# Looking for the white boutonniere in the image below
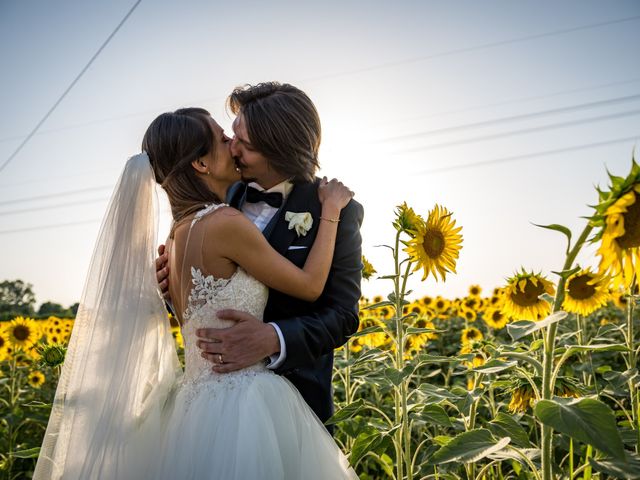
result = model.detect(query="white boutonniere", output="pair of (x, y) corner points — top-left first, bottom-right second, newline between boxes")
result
(285, 211), (313, 237)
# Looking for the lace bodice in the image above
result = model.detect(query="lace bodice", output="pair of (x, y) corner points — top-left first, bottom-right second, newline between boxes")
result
(178, 204), (270, 389)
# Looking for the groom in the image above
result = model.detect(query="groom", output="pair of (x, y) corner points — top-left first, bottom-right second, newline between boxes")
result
(156, 82), (364, 425)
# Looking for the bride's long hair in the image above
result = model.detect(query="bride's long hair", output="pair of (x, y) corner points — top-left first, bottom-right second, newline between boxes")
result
(143, 107), (222, 233)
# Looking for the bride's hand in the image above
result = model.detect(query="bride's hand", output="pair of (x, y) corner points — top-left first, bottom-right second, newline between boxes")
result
(318, 177), (354, 213)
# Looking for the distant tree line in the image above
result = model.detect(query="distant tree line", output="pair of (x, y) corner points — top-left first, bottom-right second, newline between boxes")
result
(0, 279), (78, 321)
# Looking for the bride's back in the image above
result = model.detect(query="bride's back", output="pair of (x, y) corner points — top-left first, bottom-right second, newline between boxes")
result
(167, 204), (239, 326)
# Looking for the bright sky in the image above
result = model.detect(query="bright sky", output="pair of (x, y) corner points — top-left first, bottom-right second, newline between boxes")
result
(1, 0), (639, 308)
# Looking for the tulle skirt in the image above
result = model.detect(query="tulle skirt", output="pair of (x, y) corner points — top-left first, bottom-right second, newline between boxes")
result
(147, 368), (358, 480)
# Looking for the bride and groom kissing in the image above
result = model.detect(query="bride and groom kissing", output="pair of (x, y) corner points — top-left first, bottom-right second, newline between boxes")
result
(34, 82), (364, 479)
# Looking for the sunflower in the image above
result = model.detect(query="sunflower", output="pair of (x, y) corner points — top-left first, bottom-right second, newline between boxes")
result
(461, 326), (483, 345)
(611, 290), (629, 310)
(171, 327), (184, 349)
(420, 295), (433, 308)
(488, 293), (504, 308)
(483, 307), (509, 329)
(361, 255), (377, 280)
(463, 296), (479, 310)
(562, 268), (611, 316)
(28, 370), (46, 388)
(468, 285), (482, 297)
(461, 307), (477, 323)
(354, 316), (390, 350)
(411, 317), (438, 342)
(377, 306), (393, 320)
(508, 385), (536, 413)
(433, 297), (450, 315)
(349, 336), (364, 353)
(0, 330), (10, 362)
(408, 303), (426, 316)
(39, 344), (66, 367)
(394, 202), (423, 235)
(591, 159), (640, 281)
(5, 317), (40, 349)
(405, 205), (463, 282)
(502, 270), (555, 321)
(460, 344), (486, 368)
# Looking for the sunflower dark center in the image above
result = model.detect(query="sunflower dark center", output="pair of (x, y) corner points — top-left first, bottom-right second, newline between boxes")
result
(492, 311), (503, 321)
(511, 279), (544, 307)
(422, 230), (445, 258)
(0, 336), (4, 348)
(13, 325), (30, 341)
(416, 319), (426, 328)
(616, 192), (640, 248)
(467, 330), (479, 339)
(567, 274), (596, 300)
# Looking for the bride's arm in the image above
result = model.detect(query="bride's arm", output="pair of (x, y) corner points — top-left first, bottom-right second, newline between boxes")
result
(210, 180), (353, 302)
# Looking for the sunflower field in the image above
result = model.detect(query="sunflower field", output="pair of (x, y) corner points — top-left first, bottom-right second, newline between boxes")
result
(2, 157), (640, 479)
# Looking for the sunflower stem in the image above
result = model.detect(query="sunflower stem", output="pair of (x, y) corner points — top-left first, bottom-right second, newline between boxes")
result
(392, 229), (405, 480)
(541, 223), (593, 480)
(626, 283), (639, 454)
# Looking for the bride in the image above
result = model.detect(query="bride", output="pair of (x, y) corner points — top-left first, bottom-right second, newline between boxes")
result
(34, 108), (358, 479)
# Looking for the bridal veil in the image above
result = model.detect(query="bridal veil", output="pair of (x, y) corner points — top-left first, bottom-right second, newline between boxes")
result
(33, 153), (181, 479)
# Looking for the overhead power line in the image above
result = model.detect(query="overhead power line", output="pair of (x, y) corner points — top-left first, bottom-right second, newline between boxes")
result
(412, 135), (639, 176)
(300, 15), (640, 84)
(394, 109), (640, 153)
(381, 93), (640, 142)
(0, 95), (640, 208)
(0, 197), (109, 216)
(0, 218), (103, 235)
(0, 0), (143, 175)
(0, 186), (113, 207)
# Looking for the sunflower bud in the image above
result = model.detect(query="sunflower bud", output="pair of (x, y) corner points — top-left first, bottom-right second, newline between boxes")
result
(361, 255), (377, 280)
(39, 344), (66, 367)
(393, 202), (423, 235)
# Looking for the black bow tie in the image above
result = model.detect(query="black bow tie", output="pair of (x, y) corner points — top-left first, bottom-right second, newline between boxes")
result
(245, 186), (283, 208)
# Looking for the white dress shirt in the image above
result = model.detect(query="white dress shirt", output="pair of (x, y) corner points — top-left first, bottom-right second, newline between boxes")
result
(242, 180), (294, 369)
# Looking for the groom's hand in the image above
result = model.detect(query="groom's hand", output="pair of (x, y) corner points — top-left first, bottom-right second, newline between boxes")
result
(155, 245), (170, 300)
(196, 309), (280, 373)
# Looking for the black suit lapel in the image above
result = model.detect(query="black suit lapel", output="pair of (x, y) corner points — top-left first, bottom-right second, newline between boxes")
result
(266, 181), (320, 256)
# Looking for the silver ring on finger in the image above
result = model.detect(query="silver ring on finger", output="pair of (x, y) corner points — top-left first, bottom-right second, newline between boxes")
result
(217, 353), (224, 364)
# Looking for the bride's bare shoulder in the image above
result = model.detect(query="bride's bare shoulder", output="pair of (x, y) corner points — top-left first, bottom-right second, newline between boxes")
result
(199, 205), (255, 236)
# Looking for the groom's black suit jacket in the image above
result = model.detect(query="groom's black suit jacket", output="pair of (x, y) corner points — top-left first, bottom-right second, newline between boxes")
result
(229, 178), (364, 424)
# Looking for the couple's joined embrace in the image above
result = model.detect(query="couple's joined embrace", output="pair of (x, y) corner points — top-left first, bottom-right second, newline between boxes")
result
(34, 83), (363, 479)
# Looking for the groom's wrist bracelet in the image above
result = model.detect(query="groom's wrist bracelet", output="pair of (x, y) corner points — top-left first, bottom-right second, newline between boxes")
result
(320, 216), (340, 223)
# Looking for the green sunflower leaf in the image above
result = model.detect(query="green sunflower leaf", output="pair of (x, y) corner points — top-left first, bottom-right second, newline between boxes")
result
(488, 412), (531, 448)
(421, 404), (453, 428)
(531, 223), (572, 255)
(362, 301), (394, 310)
(10, 447), (40, 459)
(534, 397), (626, 460)
(349, 428), (385, 466)
(506, 311), (568, 341)
(471, 359), (518, 374)
(350, 325), (385, 336)
(427, 428), (511, 465)
(589, 452), (640, 479)
(325, 399), (366, 425)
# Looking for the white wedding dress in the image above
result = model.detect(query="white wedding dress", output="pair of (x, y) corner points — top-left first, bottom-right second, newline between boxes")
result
(34, 156), (357, 480)
(149, 204), (358, 480)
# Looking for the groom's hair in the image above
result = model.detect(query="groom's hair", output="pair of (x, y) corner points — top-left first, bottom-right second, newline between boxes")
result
(227, 82), (320, 183)
(143, 107), (222, 230)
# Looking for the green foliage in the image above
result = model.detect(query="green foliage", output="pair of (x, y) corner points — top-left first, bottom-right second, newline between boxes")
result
(0, 279), (36, 316)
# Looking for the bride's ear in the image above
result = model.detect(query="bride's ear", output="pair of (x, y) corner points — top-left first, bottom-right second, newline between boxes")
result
(191, 159), (210, 175)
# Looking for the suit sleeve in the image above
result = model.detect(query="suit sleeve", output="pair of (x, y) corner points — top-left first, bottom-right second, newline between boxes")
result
(272, 199), (364, 372)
